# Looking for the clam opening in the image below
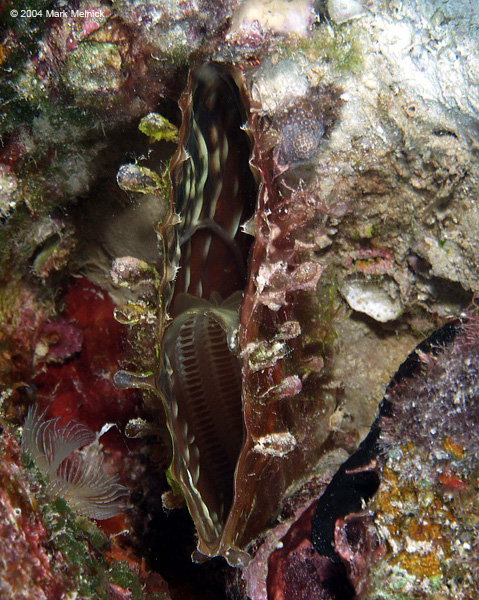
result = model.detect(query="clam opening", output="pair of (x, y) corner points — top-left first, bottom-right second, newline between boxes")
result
(163, 63), (258, 560)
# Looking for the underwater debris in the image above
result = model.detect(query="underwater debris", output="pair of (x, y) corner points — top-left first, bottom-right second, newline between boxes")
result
(22, 406), (128, 520)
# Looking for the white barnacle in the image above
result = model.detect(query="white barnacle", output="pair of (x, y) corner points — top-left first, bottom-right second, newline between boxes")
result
(22, 406), (128, 520)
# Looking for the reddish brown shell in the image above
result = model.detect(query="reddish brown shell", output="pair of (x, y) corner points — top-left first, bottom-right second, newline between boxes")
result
(216, 112), (332, 565)
(154, 63), (343, 566)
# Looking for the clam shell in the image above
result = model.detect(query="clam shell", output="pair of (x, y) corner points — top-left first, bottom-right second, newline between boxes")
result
(117, 62), (344, 567)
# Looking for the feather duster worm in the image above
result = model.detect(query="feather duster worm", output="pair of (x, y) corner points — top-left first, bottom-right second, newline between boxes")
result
(22, 406), (128, 519)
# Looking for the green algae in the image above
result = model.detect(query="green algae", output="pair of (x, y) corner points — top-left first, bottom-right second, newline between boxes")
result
(62, 42), (123, 101)
(295, 22), (364, 73)
(40, 494), (146, 599)
(139, 113), (178, 144)
(108, 562), (144, 600)
(0, 0), (56, 133)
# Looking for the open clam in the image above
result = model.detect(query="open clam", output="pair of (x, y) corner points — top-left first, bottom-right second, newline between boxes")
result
(115, 62), (344, 567)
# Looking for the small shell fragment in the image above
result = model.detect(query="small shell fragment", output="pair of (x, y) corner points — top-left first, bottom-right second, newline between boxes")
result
(340, 278), (402, 322)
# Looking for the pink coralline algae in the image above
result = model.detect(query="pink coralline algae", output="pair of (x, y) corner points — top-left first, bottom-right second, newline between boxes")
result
(267, 502), (355, 600)
(0, 281), (82, 395)
(33, 320), (83, 364)
(0, 427), (67, 599)
(344, 248), (395, 276)
(241, 317), (479, 600)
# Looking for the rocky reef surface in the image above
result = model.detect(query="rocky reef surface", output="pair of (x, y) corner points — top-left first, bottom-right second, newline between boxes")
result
(1, 0), (479, 598)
